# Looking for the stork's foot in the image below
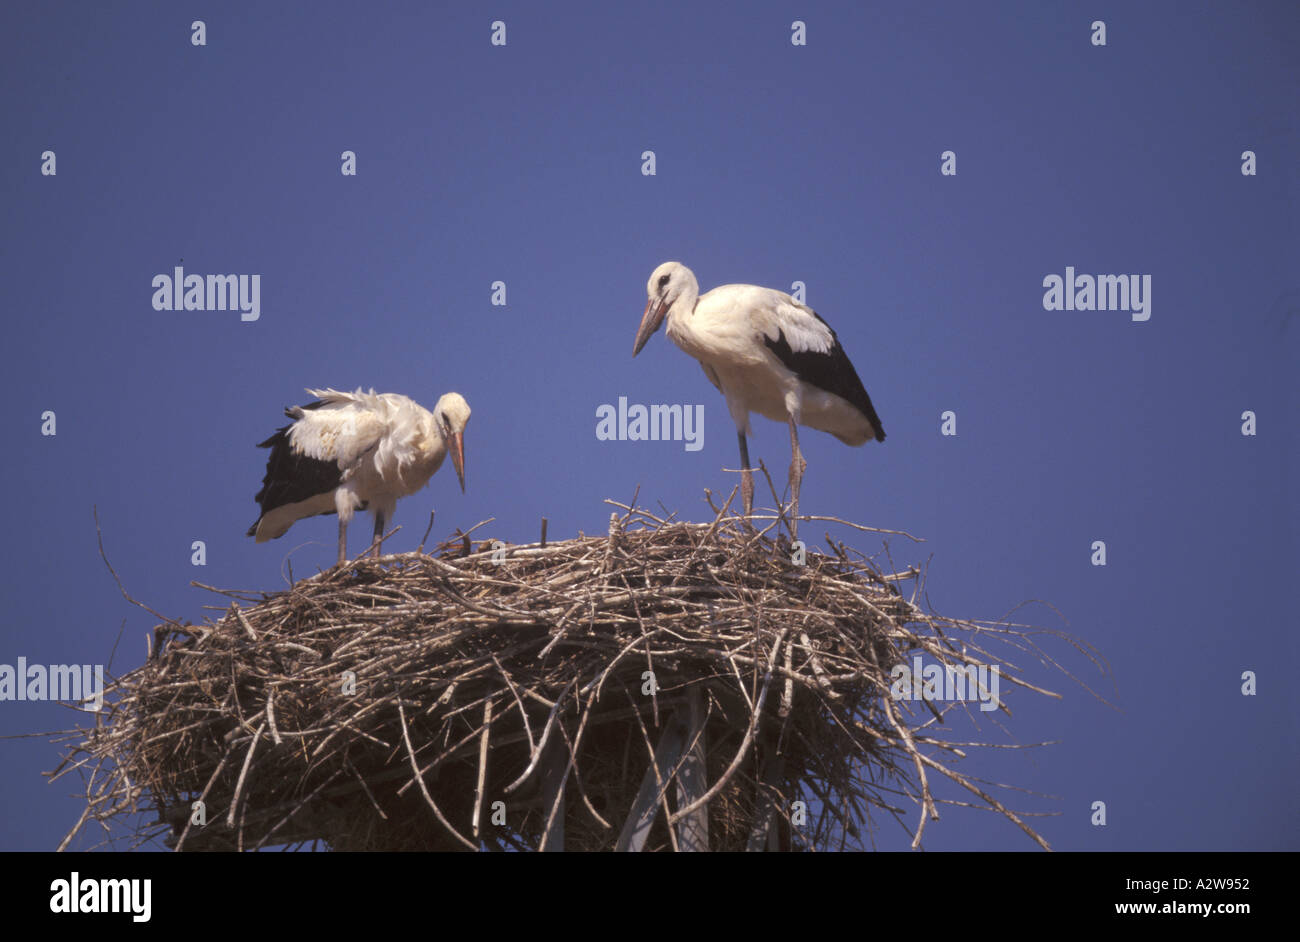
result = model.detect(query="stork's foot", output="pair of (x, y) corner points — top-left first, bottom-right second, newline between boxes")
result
(741, 468), (755, 524)
(736, 431), (756, 530)
(787, 457), (806, 539)
(787, 417), (807, 541)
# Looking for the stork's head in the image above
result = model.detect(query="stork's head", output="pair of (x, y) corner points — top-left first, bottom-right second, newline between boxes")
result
(634, 261), (697, 356)
(433, 392), (471, 492)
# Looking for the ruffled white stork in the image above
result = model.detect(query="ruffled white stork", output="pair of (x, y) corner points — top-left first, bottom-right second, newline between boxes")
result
(247, 388), (470, 566)
(633, 262), (884, 535)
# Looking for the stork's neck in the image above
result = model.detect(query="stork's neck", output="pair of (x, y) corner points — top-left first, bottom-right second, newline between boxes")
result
(665, 280), (700, 334)
(416, 415), (445, 464)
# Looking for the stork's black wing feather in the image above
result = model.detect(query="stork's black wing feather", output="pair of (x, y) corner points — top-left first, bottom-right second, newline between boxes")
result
(762, 311), (885, 441)
(246, 399), (343, 536)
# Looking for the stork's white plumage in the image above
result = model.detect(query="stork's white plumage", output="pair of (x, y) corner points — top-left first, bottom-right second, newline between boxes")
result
(247, 388), (470, 566)
(633, 262), (884, 535)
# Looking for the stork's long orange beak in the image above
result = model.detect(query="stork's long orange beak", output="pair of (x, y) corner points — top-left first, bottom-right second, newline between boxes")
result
(450, 430), (465, 492)
(633, 296), (667, 356)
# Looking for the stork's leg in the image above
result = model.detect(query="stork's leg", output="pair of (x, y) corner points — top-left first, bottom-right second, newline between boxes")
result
(737, 431), (754, 519)
(787, 416), (806, 540)
(372, 510), (386, 559)
(337, 519), (348, 568)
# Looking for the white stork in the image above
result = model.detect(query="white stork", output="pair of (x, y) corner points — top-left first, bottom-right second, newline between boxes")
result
(633, 262), (884, 535)
(247, 388), (470, 566)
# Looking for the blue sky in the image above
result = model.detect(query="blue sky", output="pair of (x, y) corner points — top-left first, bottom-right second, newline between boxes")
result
(2, 1), (1296, 851)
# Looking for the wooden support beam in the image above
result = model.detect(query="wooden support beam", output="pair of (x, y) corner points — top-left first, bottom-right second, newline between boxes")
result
(675, 686), (709, 851)
(616, 716), (687, 852)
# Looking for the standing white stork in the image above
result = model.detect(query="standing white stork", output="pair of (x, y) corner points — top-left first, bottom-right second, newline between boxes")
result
(247, 388), (470, 566)
(633, 262), (884, 536)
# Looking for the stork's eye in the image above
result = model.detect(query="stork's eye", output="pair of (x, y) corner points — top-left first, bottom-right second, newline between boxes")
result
(658, 274), (670, 289)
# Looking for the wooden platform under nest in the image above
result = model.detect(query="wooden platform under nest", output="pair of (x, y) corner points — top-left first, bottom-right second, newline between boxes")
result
(52, 498), (1087, 851)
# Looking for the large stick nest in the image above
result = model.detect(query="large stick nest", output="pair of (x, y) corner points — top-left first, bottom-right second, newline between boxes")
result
(52, 499), (1089, 851)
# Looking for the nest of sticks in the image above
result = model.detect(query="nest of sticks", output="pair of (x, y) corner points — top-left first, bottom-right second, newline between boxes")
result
(53, 495), (1090, 852)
